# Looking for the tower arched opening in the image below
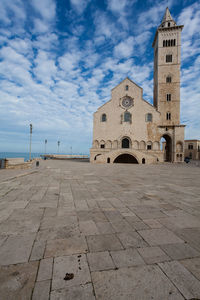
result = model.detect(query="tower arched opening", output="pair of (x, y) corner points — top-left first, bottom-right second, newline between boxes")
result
(160, 135), (172, 162)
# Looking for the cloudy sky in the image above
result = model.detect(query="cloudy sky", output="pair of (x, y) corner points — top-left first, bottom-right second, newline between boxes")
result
(0, 0), (199, 154)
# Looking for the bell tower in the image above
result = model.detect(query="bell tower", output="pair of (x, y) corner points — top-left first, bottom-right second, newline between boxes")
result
(152, 7), (183, 125)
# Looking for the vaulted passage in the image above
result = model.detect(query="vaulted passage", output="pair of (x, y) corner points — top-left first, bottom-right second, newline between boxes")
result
(113, 154), (138, 164)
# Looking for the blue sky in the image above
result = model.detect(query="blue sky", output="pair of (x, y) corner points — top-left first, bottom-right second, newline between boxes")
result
(0, 0), (199, 154)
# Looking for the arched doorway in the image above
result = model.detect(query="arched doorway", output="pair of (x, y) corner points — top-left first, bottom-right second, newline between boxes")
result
(122, 138), (130, 148)
(160, 135), (172, 162)
(113, 154), (138, 164)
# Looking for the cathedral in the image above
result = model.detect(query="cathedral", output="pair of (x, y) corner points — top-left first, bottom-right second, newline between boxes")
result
(90, 8), (185, 164)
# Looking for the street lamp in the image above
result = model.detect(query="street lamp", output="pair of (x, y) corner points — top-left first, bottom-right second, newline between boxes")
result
(29, 124), (32, 161)
(45, 139), (47, 155)
(57, 141), (60, 154)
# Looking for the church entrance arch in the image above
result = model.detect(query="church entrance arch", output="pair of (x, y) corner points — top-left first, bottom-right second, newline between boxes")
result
(160, 134), (172, 162)
(113, 154), (138, 164)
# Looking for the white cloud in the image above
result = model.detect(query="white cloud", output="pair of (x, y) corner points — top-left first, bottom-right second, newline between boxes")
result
(31, 0), (56, 21)
(70, 0), (91, 14)
(114, 37), (134, 58)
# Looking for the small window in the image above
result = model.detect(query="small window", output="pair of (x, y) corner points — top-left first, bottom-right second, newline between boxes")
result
(168, 22), (170, 27)
(100, 144), (105, 149)
(166, 112), (171, 120)
(107, 157), (110, 163)
(170, 39), (173, 46)
(166, 76), (171, 83)
(147, 145), (152, 150)
(124, 112), (131, 122)
(174, 39), (176, 46)
(125, 85), (129, 91)
(188, 144), (193, 150)
(166, 55), (172, 63)
(163, 40), (166, 47)
(146, 113), (152, 122)
(101, 113), (107, 122)
(167, 94), (171, 101)
(142, 158), (145, 164)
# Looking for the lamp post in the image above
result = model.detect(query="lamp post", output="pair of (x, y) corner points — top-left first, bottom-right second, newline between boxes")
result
(70, 146), (72, 155)
(45, 139), (47, 155)
(29, 124), (32, 161)
(57, 141), (60, 154)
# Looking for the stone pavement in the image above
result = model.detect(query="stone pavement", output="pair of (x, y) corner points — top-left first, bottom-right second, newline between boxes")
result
(0, 160), (200, 299)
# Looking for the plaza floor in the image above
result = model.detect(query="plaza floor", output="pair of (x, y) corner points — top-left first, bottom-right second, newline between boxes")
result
(0, 159), (200, 299)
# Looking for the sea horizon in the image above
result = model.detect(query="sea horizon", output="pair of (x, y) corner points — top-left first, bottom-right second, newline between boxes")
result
(0, 152), (90, 162)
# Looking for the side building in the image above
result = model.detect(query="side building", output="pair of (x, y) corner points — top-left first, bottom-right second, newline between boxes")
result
(185, 140), (200, 160)
(90, 8), (185, 164)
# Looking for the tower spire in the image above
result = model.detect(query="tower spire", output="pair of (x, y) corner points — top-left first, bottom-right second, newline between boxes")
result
(159, 7), (176, 28)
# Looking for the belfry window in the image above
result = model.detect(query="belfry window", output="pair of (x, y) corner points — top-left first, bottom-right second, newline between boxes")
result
(101, 113), (107, 122)
(146, 113), (152, 122)
(166, 112), (171, 120)
(166, 54), (172, 63)
(124, 112), (131, 123)
(166, 76), (171, 83)
(167, 94), (171, 101)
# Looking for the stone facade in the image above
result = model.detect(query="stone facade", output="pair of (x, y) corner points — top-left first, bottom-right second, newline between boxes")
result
(90, 8), (185, 164)
(184, 140), (200, 160)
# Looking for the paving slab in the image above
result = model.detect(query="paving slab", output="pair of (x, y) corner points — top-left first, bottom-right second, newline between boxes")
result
(45, 236), (88, 257)
(52, 254), (91, 290)
(110, 248), (145, 268)
(180, 257), (200, 280)
(138, 246), (171, 264)
(37, 257), (53, 281)
(50, 283), (95, 300)
(0, 233), (36, 265)
(0, 261), (38, 300)
(161, 243), (200, 260)
(79, 220), (99, 235)
(159, 261), (200, 299)
(32, 280), (51, 300)
(117, 231), (148, 248)
(138, 228), (184, 246)
(86, 234), (123, 252)
(92, 265), (184, 300)
(87, 251), (115, 271)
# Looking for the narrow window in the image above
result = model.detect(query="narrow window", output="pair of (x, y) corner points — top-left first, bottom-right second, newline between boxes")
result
(101, 113), (107, 122)
(168, 40), (170, 47)
(166, 76), (171, 83)
(122, 138), (130, 148)
(188, 144), (193, 150)
(174, 39), (176, 46)
(163, 40), (165, 47)
(124, 112), (131, 122)
(167, 94), (171, 101)
(170, 39), (173, 46)
(166, 55), (172, 63)
(100, 144), (105, 149)
(168, 22), (170, 27)
(146, 113), (152, 122)
(142, 158), (145, 164)
(125, 85), (129, 91)
(166, 112), (171, 120)
(107, 157), (110, 163)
